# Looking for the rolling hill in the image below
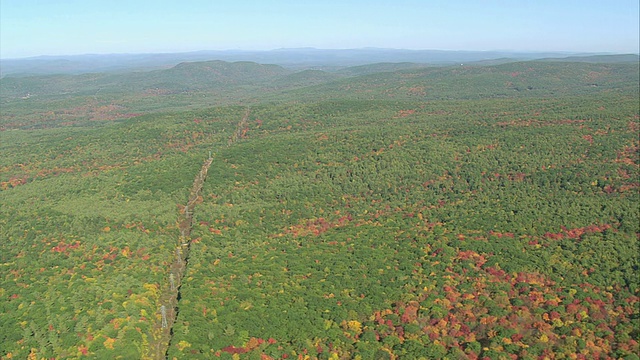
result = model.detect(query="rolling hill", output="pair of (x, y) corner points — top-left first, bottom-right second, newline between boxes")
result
(2, 57), (638, 131)
(0, 55), (638, 359)
(0, 48), (611, 77)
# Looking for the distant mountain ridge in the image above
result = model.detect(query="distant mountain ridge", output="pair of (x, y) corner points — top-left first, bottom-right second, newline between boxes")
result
(2, 48), (635, 77)
(156, 60), (290, 88)
(2, 58), (638, 131)
(2, 58), (638, 103)
(539, 54), (640, 63)
(0, 60), (295, 100)
(281, 61), (640, 103)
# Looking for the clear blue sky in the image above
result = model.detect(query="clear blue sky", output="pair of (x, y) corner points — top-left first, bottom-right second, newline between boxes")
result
(1, 0), (638, 59)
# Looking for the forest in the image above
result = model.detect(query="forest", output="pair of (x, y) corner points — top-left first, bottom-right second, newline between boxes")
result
(0, 56), (638, 359)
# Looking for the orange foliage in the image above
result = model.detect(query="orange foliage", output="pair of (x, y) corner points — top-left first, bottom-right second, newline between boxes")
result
(394, 109), (417, 118)
(543, 224), (612, 240)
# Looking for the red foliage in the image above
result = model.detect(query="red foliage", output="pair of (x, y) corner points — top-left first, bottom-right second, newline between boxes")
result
(485, 266), (506, 278)
(400, 301), (420, 323)
(0, 175), (29, 190)
(466, 350), (479, 360)
(488, 230), (515, 238)
(543, 224), (611, 241)
(359, 244), (637, 359)
(221, 345), (248, 354)
(51, 240), (81, 254)
(395, 109), (416, 118)
(280, 215), (353, 238)
(78, 345), (88, 355)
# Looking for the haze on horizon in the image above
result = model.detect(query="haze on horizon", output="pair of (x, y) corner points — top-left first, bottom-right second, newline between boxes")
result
(1, 0), (639, 59)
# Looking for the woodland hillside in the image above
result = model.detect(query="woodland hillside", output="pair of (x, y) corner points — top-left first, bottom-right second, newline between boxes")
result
(0, 56), (638, 359)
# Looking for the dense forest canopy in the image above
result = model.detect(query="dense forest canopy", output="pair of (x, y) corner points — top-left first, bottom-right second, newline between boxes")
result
(0, 56), (638, 359)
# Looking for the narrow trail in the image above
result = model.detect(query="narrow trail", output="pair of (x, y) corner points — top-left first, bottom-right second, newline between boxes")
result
(148, 108), (250, 359)
(228, 107), (251, 146)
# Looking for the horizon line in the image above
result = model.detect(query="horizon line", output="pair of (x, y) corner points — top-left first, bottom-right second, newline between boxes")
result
(2, 47), (639, 61)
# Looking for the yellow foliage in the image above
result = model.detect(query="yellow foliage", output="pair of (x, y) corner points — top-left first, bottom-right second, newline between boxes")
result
(539, 333), (549, 343)
(27, 349), (37, 360)
(112, 317), (123, 329)
(143, 283), (159, 298)
(347, 320), (362, 334)
(177, 340), (191, 351)
(103, 337), (116, 349)
(133, 294), (151, 307)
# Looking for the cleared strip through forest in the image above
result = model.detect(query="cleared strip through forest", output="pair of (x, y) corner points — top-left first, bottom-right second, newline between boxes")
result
(150, 108), (250, 359)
